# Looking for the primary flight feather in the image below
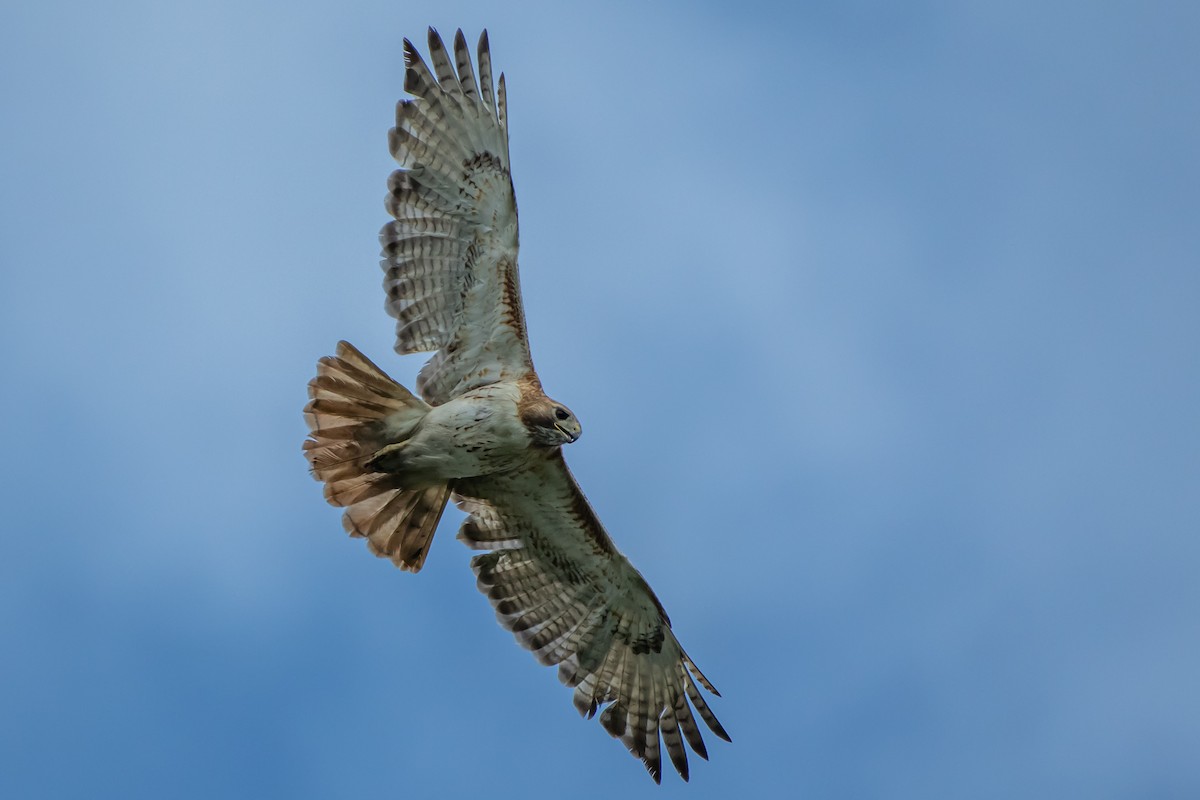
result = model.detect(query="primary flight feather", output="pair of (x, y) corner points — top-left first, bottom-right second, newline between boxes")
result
(303, 28), (728, 783)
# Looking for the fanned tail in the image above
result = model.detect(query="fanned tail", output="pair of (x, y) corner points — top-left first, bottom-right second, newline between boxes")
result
(303, 340), (450, 572)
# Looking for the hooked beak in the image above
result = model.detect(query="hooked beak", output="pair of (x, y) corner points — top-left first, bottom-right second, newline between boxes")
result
(555, 423), (581, 443)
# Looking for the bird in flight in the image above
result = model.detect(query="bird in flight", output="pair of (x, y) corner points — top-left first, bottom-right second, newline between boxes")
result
(303, 28), (728, 783)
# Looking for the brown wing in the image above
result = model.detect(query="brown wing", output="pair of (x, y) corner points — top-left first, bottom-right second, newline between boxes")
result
(454, 453), (730, 783)
(382, 29), (536, 405)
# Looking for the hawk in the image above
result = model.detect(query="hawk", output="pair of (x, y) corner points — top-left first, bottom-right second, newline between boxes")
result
(303, 28), (728, 783)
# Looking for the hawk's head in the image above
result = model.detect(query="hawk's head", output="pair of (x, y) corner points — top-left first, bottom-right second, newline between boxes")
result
(522, 396), (582, 447)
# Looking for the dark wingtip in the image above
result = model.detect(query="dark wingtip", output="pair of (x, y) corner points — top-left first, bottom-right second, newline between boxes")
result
(427, 26), (444, 52)
(639, 751), (662, 785)
(402, 38), (418, 67)
(666, 739), (691, 782)
(600, 705), (624, 737)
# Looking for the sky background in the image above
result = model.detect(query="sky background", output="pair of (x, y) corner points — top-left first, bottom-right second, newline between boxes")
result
(2, 1), (1198, 797)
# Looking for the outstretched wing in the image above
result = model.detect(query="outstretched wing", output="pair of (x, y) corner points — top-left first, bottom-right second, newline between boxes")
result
(382, 28), (535, 406)
(455, 454), (730, 783)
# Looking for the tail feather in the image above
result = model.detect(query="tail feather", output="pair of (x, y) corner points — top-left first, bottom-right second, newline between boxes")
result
(303, 340), (450, 572)
(347, 484), (451, 572)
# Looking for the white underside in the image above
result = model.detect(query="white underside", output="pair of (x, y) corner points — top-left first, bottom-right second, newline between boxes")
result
(385, 381), (532, 481)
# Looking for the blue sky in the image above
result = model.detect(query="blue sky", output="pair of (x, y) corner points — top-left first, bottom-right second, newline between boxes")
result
(2, 1), (1198, 797)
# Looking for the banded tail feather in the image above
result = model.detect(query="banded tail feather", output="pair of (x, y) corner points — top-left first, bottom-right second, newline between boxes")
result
(304, 340), (450, 572)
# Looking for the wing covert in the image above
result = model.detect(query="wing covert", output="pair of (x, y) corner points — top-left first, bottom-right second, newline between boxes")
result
(382, 29), (535, 405)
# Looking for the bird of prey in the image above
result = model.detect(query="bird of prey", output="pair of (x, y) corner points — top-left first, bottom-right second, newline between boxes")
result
(303, 28), (728, 783)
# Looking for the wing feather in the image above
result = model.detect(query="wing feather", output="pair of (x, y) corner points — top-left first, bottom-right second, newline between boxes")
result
(476, 31), (496, 116)
(452, 30), (480, 100)
(383, 29), (532, 405)
(425, 27), (459, 92)
(660, 691), (689, 781)
(453, 454), (728, 783)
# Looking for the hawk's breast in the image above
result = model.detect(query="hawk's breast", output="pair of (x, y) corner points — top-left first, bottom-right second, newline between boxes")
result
(405, 381), (533, 479)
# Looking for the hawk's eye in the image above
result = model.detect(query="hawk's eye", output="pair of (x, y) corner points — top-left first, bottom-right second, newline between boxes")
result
(554, 407), (569, 421)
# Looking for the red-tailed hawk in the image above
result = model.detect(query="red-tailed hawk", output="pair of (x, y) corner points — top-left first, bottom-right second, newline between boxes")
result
(303, 28), (728, 783)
